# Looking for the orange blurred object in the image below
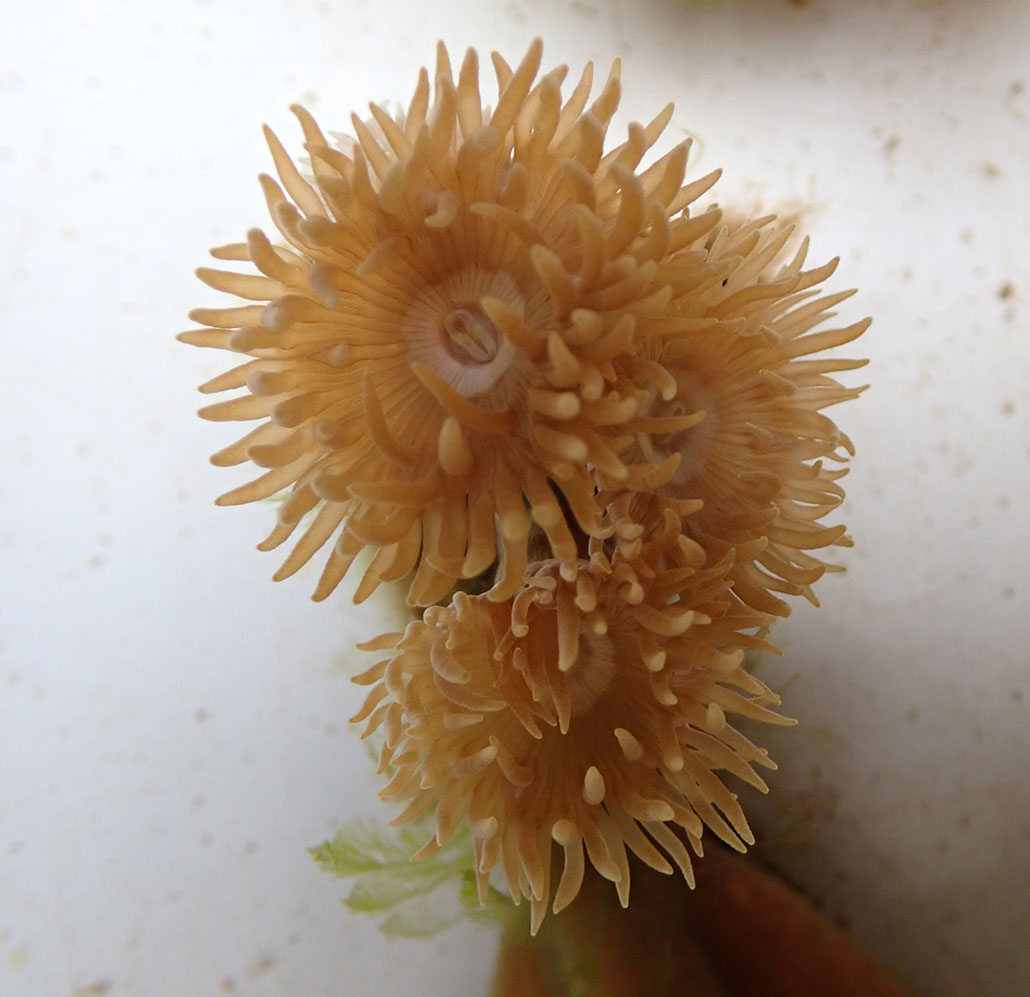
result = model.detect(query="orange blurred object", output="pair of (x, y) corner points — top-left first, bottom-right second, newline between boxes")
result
(491, 846), (915, 996)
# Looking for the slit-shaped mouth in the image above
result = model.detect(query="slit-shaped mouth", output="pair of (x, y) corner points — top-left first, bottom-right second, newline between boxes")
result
(407, 268), (526, 405)
(442, 305), (501, 364)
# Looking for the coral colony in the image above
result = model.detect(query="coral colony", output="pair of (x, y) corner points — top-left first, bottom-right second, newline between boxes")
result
(181, 40), (866, 934)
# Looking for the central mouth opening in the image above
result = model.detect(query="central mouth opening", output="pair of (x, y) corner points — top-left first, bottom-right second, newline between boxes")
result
(635, 372), (717, 490)
(441, 306), (501, 366)
(405, 268), (528, 404)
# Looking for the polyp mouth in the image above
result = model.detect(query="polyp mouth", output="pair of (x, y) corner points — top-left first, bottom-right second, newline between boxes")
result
(441, 305), (502, 366)
(408, 268), (525, 403)
(635, 371), (717, 492)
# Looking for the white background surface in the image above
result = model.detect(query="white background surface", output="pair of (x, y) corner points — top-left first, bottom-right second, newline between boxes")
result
(2, 0), (1028, 994)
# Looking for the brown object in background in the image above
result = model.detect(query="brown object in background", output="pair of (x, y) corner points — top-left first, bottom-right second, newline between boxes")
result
(492, 846), (915, 996)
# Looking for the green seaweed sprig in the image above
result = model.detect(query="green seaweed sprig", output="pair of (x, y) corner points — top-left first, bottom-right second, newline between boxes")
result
(311, 815), (512, 938)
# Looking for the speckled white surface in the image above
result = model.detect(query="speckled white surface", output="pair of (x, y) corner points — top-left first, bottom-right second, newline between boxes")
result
(2, 1), (1028, 994)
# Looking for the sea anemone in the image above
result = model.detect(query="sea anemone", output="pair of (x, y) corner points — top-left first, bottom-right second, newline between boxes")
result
(180, 38), (724, 606)
(608, 217), (870, 616)
(353, 528), (792, 932)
